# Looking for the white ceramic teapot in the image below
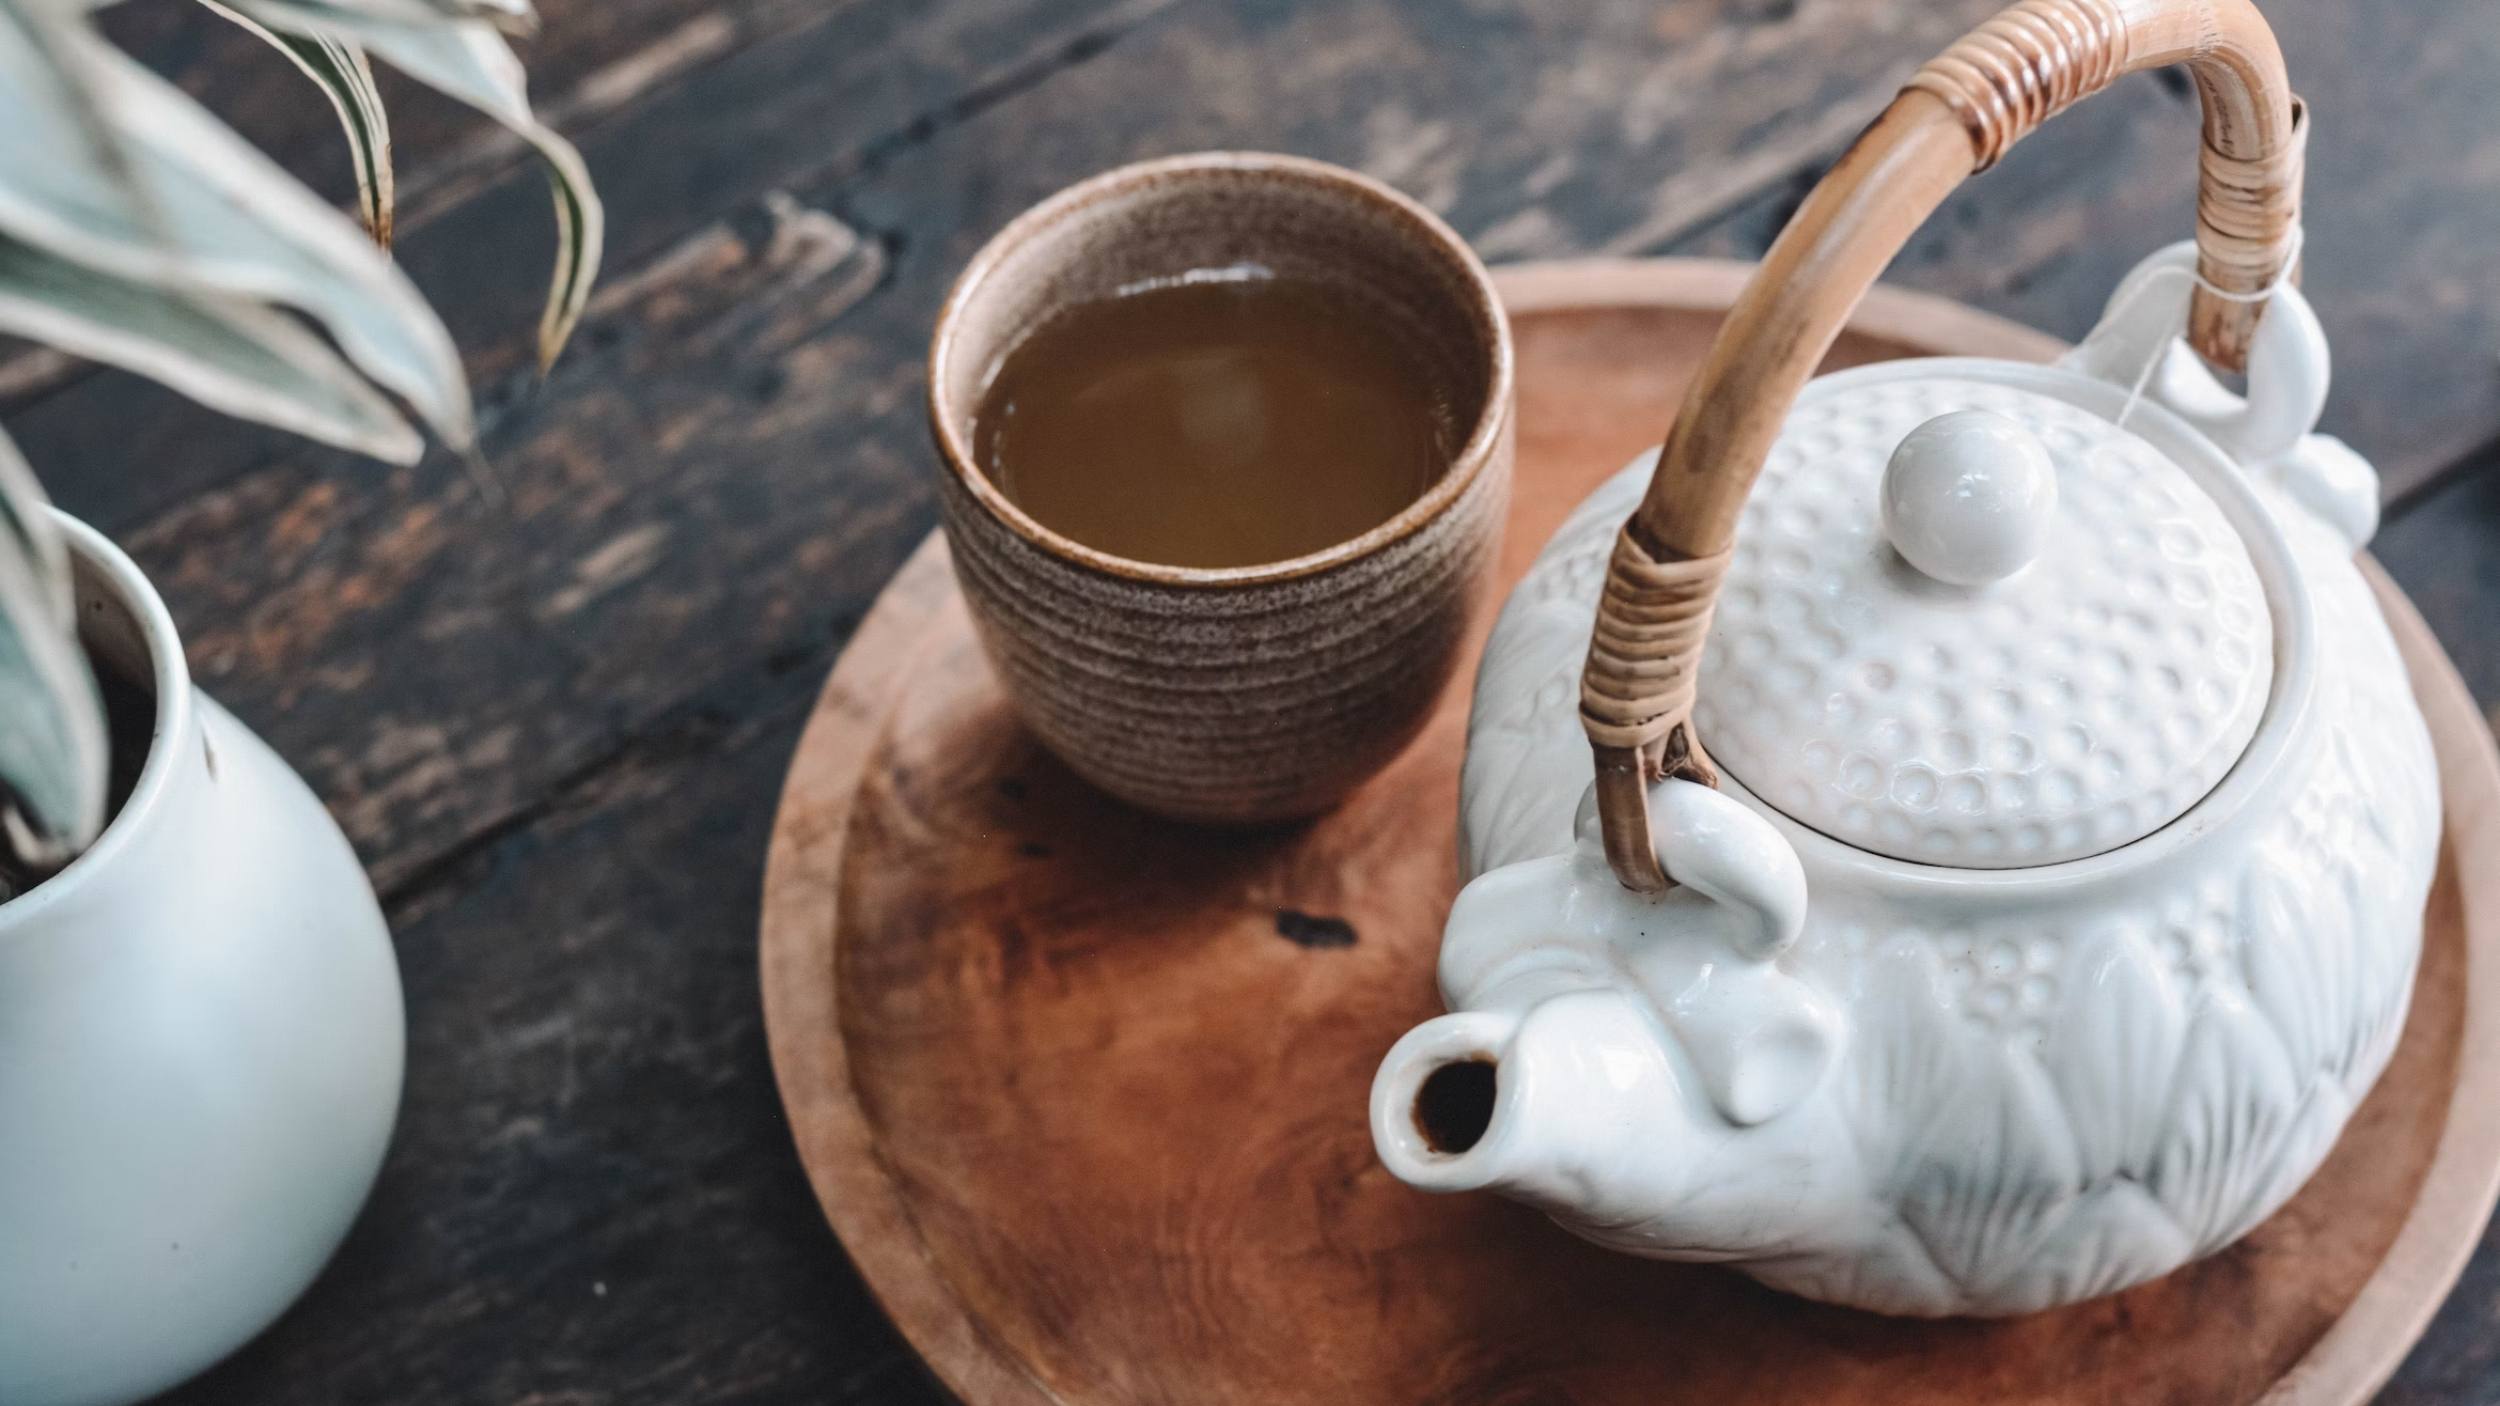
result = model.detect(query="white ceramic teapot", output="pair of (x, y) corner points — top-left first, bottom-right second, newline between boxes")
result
(1370, 0), (2440, 1317)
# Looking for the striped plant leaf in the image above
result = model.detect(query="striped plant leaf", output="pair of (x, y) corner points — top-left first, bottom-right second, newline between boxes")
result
(65, 0), (532, 17)
(203, 0), (395, 246)
(0, 0), (473, 448)
(0, 0), (601, 877)
(0, 423), (104, 882)
(263, 0), (537, 33)
(0, 230), (424, 461)
(232, 0), (602, 370)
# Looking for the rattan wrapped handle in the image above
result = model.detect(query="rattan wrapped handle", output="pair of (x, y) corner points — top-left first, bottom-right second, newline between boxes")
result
(1582, 0), (2305, 892)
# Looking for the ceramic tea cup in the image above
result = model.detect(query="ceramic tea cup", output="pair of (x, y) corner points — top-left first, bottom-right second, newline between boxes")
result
(929, 152), (1515, 823)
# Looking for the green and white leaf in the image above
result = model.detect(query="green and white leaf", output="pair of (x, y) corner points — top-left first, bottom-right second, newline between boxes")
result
(0, 0), (600, 878)
(243, 0), (538, 32)
(0, 424), (104, 875)
(202, 0), (395, 245)
(0, 231), (424, 460)
(0, 0), (468, 452)
(230, 0), (602, 369)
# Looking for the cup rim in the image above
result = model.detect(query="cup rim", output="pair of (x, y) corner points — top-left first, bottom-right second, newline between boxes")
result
(928, 150), (1515, 589)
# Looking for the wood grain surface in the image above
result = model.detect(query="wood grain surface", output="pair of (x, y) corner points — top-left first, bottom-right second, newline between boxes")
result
(759, 260), (2500, 1406)
(0, 2), (2478, 1401)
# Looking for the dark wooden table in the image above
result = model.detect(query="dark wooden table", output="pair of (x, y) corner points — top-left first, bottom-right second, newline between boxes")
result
(13, 1), (2491, 1401)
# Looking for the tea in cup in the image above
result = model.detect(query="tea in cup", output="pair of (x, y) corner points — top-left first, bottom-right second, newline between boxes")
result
(928, 152), (1515, 823)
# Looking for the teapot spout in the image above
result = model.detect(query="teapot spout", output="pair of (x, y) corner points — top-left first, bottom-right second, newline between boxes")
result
(1371, 989), (1700, 1228)
(1369, 1009), (1524, 1196)
(1373, 987), (1864, 1263)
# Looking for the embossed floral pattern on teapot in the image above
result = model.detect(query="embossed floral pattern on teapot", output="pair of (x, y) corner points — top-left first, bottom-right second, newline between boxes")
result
(1369, 0), (2441, 1317)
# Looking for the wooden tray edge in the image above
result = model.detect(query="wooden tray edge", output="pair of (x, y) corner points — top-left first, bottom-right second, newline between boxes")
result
(757, 537), (1059, 1406)
(757, 258), (2500, 1406)
(1490, 256), (2069, 363)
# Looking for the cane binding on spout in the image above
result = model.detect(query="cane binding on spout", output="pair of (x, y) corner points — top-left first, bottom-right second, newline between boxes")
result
(1580, 0), (2305, 892)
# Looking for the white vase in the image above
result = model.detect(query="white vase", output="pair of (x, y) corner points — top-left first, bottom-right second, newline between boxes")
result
(0, 515), (404, 1406)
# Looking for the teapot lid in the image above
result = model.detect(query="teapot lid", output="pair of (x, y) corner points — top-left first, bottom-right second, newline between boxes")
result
(1693, 373), (2272, 868)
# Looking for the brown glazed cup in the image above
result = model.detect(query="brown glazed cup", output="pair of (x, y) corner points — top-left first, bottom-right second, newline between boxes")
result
(929, 152), (1515, 824)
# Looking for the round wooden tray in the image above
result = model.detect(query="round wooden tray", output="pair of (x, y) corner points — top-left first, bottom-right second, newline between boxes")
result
(760, 258), (2500, 1405)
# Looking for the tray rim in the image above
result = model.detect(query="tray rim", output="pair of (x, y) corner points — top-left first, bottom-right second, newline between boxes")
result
(758, 256), (2500, 1406)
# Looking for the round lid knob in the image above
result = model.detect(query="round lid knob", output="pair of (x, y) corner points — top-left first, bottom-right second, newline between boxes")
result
(1881, 410), (2057, 586)
(1693, 375), (2272, 869)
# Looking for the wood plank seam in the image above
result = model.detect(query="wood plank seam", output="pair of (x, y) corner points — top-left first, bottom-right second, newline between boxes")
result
(379, 646), (830, 913)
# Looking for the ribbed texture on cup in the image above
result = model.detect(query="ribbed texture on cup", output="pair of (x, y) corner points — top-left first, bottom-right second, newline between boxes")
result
(936, 420), (1509, 822)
